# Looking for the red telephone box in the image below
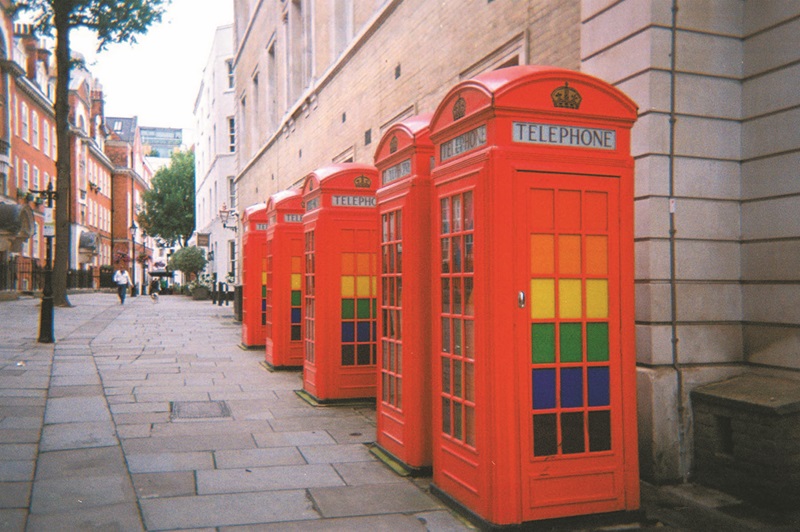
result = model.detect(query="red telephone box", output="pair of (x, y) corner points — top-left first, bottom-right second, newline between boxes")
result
(241, 203), (268, 348)
(264, 190), (305, 369)
(301, 163), (380, 402)
(373, 115), (434, 473)
(429, 66), (639, 525)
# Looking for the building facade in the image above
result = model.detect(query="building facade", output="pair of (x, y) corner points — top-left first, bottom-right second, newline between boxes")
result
(194, 24), (238, 285)
(140, 125), (182, 158)
(230, 0), (800, 487)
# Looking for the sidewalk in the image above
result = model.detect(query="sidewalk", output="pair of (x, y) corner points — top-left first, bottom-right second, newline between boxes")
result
(0, 293), (797, 531)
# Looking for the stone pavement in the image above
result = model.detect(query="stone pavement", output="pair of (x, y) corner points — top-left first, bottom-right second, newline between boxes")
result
(1, 292), (798, 531)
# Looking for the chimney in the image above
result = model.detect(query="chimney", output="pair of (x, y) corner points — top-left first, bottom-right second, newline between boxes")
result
(13, 24), (38, 80)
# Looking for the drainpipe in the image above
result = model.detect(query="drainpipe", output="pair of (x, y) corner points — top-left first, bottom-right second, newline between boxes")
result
(668, 0), (687, 482)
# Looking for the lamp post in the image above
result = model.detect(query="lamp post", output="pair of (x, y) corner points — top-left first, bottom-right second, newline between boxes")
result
(31, 182), (57, 343)
(129, 222), (137, 296)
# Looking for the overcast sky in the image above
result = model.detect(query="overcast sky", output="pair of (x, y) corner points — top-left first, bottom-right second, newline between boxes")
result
(71, 0), (233, 145)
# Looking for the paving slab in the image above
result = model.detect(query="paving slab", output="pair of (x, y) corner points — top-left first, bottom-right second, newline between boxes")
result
(29, 474), (136, 513)
(39, 421), (118, 451)
(310, 483), (443, 518)
(131, 471), (196, 499)
(252, 430), (336, 448)
(0, 508), (26, 532)
(44, 395), (111, 424)
(221, 513), (429, 531)
(0, 460), (34, 482)
(333, 461), (410, 486)
(126, 451), (214, 473)
(140, 490), (319, 530)
(26, 501), (143, 531)
(0, 481), (31, 508)
(196, 463), (344, 494)
(33, 447), (129, 480)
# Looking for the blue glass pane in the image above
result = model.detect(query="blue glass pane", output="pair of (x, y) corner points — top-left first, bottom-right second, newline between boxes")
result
(532, 369), (556, 410)
(588, 367), (610, 406)
(261, 300), (267, 311)
(371, 321), (377, 341)
(560, 368), (583, 408)
(291, 308), (301, 324)
(357, 322), (371, 342)
(341, 322), (354, 343)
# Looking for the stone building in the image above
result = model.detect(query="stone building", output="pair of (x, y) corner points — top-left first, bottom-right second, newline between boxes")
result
(193, 24), (238, 285)
(230, 0), (799, 489)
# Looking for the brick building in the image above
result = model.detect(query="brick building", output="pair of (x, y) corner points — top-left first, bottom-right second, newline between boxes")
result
(229, 0), (800, 497)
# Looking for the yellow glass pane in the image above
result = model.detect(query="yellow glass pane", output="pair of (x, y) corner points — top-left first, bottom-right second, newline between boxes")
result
(530, 234), (554, 275)
(341, 253), (355, 275)
(558, 279), (582, 319)
(357, 253), (370, 274)
(586, 236), (608, 275)
(291, 274), (302, 290)
(356, 275), (370, 297)
(371, 276), (378, 297)
(531, 279), (555, 319)
(341, 276), (355, 297)
(558, 235), (581, 274)
(291, 257), (302, 273)
(586, 279), (608, 318)
(262, 272), (267, 284)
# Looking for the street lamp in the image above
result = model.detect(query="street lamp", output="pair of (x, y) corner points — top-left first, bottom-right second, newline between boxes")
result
(218, 203), (239, 232)
(30, 182), (57, 343)
(129, 222), (137, 296)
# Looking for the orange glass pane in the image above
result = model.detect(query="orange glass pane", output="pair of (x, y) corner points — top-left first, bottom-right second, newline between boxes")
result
(357, 253), (370, 274)
(586, 236), (608, 275)
(530, 234), (554, 275)
(341, 253), (355, 275)
(558, 235), (581, 274)
(291, 257), (302, 273)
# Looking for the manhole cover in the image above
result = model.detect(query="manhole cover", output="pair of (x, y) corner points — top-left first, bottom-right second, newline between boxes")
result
(171, 400), (231, 420)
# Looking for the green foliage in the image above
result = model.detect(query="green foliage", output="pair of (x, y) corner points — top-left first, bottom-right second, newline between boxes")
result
(167, 246), (206, 277)
(138, 149), (196, 247)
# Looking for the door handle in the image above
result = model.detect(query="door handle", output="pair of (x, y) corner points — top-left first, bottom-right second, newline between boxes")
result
(518, 290), (526, 308)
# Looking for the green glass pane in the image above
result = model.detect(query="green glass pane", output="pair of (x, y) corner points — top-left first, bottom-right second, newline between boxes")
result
(291, 290), (301, 306)
(372, 299), (377, 317)
(357, 299), (370, 319)
(587, 323), (609, 361)
(531, 323), (555, 364)
(560, 323), (582, 362)
(341, 299), (354, 319)
(262, 286), (267, 297)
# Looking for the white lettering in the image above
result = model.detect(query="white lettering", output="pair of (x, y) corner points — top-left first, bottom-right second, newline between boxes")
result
(332, 195), (377, 208)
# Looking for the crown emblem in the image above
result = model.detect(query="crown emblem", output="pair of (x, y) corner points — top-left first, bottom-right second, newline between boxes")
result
(453, 96), (466, 120)
(354, 175), (372, 188)
(389, 135), (398, 153)
(551, 82), (582, 109)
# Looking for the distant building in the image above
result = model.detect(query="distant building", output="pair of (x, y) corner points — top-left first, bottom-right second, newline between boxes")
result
(193, 24), (236, 285)
(139, 126), (182, 158)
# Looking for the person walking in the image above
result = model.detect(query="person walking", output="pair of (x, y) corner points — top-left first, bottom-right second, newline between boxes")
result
(113, 267), (132, 305)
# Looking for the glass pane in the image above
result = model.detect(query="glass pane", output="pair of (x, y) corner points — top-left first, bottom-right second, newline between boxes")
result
(357, 299), (370, 319)
(558, 279), (582, 319)
(382, 372), (389, 402)
(396, 343), (402, 373)
(394, 309), (402, 340)
(586, 235), (608, 275)
(533, 414), (557, 456)
(560, 368), (583, 408)
(464, 278), (474, 316)
(562, 412), (585, 454)
(440, 198), (450, 234)
(586, 280), (608, 319)
(357, 344), (371, 365)
(589, 410), (611, 451)
(465, 361), (474, 402)
(342, 299), (354, 319)
(453, 278), (462, 314)
(453, 359), (462, 398)
(381, 214), (389, 242)
(532, 369), (556, 410)
(396, 277), (402, 307)
(396, 210), (402, 240)
(453, 403), (463, 440)
(442, 356), (450, 393)
(382, 340), (389, 369)
(396, 242), (402, 273)
(452, 195), (462, 233)
(558, 235), (581, 275)
(441, 318), (451, 353)
(531, 324), (555, 364)
(531, 279), (555, 319)
(442, 397), (451, 434)
(464, 234), (474, 273)
(341, 322), (354, 343)
(452, 236), (462, 273)
(341, 345), (355, 365)
(560, 323), (583, 363)
(464, 320), (475, 359)
(396, 377), (402, 409)
(588, 367), (610, 406)
(531, 234), (554, 275)
(463, 191), (473, 230)
(441, 279), (450, 314)
(586, 322), (609, 361)
(465, 405), (475, 446)
(441, 239), (450, 273)
(388, 211), (395, 241)
(453, 318), (462, 356)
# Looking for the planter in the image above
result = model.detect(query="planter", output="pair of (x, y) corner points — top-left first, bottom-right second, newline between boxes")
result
(191, 286), (210, 300)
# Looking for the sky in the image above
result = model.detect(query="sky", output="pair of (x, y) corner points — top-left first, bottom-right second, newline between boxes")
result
(70, 0), (233, 146)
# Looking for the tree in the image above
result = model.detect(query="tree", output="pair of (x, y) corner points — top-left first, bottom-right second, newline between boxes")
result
(137, 149), (195, 247)
(15, 0), (170, 306)
(167, 246), (206, 278)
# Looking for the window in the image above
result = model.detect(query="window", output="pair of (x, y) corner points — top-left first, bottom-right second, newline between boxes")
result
(226, 59), (234, 89)
(31, 112), (39, 149)
(42, 121), (50, 155)
(228, 176), (236, 209)
(51, 126), (57, 159)
(22, 161), (30, 190)
(228, 116), (236, 152)
(21, 102), (29, 142)
(228, 240), (237, 283)
(33, 167), (40, 190)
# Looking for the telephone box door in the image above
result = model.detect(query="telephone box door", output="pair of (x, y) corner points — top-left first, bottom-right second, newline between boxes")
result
(515, 171), (626, 520)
